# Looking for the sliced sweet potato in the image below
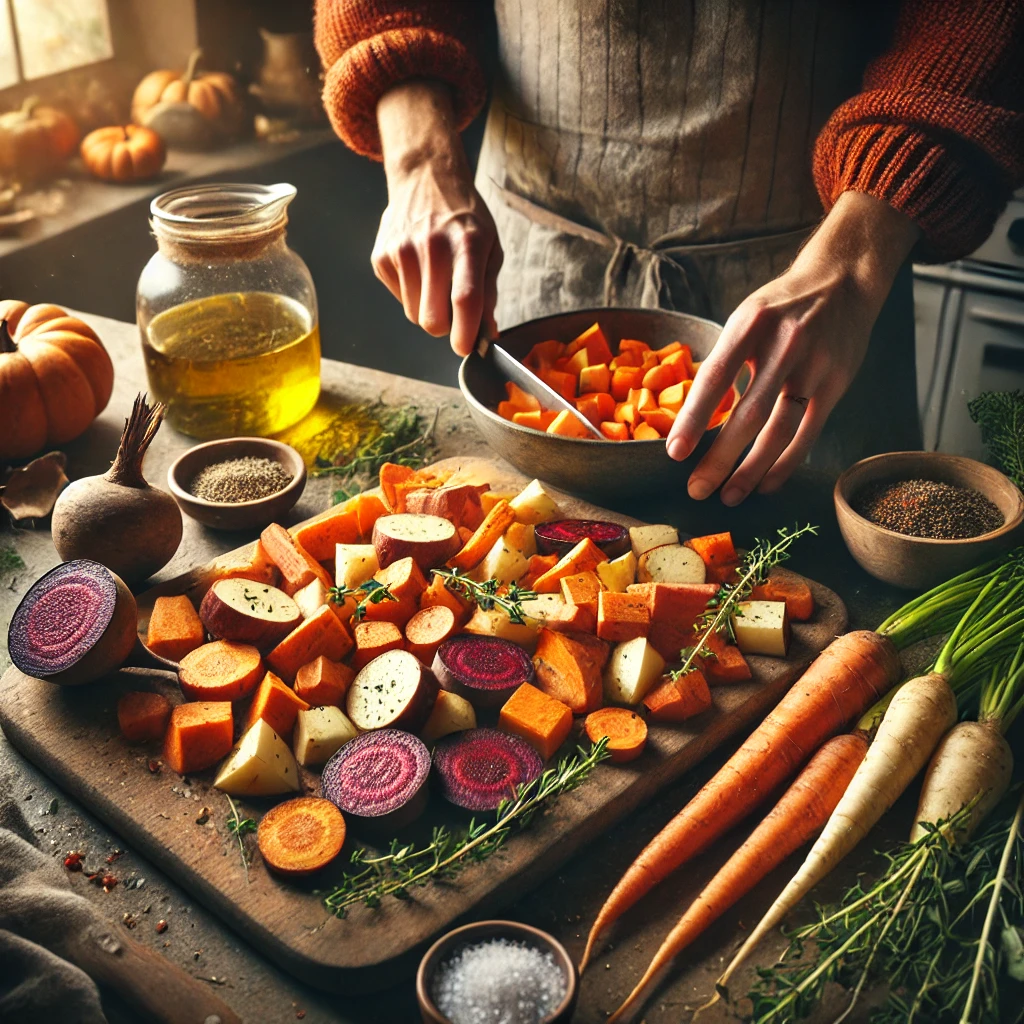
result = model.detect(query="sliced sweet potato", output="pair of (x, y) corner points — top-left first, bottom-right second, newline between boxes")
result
(292, 508), (360, 562)
(246, 671), (309, 738)
(267, 605), (354, 683)
(294, 656), (355, 707)
(520, 553), (559, 590)
(504, 381), (540, 412)
(498, 682), (572, 760)
(560, 572), (604, 618)
(546, 409), (592, 438)
(373, 556), (428, 603)
(642, 669), (712, 721)
(447, 499), (517, 572)
(146, 595), (205, 663)
(405, 483), (487, 530)
(163, 701), (233, 775)
(532, 628), (604, 714)
(117, 691), (172, 743)
(511, 410), (558, 431)
(583, 707), (647, 763)
(260, 523), (333, 595)
(378, 462), (417, 512)
(352, 620), (404, 669)
(179, 641), (265, 701)
(600, 421), (629, 441)
(531, 538), (609, 594)
(567, 323), (614, 366)
(404, 605), (458, 664)
(579, 363), (611, 395)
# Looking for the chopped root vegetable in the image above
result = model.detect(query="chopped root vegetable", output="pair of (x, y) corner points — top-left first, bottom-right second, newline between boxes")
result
(291, 506), (360, 562)
(178, 640), (265, 702)
(352, 620), (404, 669)
(750, 571), (815, 622)
(434, 633), (535, 709)
(432, 727), (545, 809)
(498, 683), (573, 760)
(584, 708), (648, 763)
(146, 595), (205, 662)
(642, 670), (712, 722)
(609, 732), (868, 1023)
(580, 629), (901, 971)
(597, 591), (651, 642)
(531, 537), (609, 593)
(532, 628), (605, 714)
(211, 540), (279, 587)
(260, 523), (332, 595)
(404, 604), (458, 664)
(257, 796), (346, 876)
(716, 671), (957, 994)
(447, 500), (517, 571)
(246, 671), (310, 739)
(266, 605), (353, 683)
(163, 701), (233, 775)
(293, 655), (354, 707)
(117, 690), (172, 743)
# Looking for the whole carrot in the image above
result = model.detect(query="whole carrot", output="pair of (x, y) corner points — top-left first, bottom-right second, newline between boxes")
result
(580, 630), (900, 971)
(608, 732), (868, 1023)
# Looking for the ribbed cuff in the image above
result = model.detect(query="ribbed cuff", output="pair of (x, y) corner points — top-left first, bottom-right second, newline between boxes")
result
(814, 90), (1023, 263)
(321, 28), (487, 161)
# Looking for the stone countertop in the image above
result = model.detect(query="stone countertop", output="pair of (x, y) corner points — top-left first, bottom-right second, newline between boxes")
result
(0, 310), (910, 1024)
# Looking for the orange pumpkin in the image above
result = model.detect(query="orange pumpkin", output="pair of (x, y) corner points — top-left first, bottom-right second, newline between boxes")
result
(131, 49), (244, 133)
(0, 97), (80, 181)
(0, 302), (114, 460)
(80, 125), (166, 182)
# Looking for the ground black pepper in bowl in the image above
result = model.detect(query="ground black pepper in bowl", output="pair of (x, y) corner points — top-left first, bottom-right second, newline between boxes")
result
(853, 478), (1004, 539)
(188, 456), (293, 504)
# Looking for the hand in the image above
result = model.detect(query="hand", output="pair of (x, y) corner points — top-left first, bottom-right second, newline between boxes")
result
(375, 81), (502, 356)
(666, 192), (920, 503)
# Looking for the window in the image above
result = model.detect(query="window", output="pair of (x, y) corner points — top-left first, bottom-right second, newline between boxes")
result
(0, 0), (113, 86)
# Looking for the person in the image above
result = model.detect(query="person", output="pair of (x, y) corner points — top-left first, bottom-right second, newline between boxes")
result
(314, 0), (1024, 503)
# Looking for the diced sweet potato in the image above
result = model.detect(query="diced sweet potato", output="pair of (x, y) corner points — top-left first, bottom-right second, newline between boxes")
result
(498, 683), (572, 760)
(640, 407), (677, 437)
(538, 368), (576, 402)
(403, 605), (458, 664)
(352, 620), (404, 669)
(419, 573), (472, 624)
(351, 493), (388, 540)
(532, 628), (604, 714)
(505, 381), (540, 412)
(560, 572), (604, 618)
(547, 409), (592, 438)
(524, 339), (565, 369)
(118, 691), (173, 743)
(294, 656), (354, 707)
(642, 669), (712, 721)
(597, 591), (650, 642)
(260, 523), (333, 595)
(511, 410), (558, 431)
(657, 380), (690, 414)
(163, 702), (233, 775)
(405, 483), (486, 530)
(750, 572), (814, 621)
(701, 629), (752, 684)
(567, 323), (614, 366)
(611, 366), (645, 400)
(600, 421), (629, 441)
(373, 556), (428, 603)
(292, 508), (360, 562)
(267, 605), (354, 683)
(246, 671), (309, 738)
(579, 363), (611, 395)
(520, 553), (559, 590)
(212, 540), (279, 586)
(633, 422), (661, 441)
(628, 582), (719, 660)
(531, 538), (609, 594)
(146, 595), (205, 663)
(448, 500), (517, 572)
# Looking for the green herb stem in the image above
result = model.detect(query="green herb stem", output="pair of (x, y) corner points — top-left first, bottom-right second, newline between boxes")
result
(430, 567), (539, 626)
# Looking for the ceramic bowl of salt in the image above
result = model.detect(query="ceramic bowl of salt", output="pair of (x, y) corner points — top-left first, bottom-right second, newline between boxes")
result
(167, 436), (306, 530)
(416, 919), (578, 1024)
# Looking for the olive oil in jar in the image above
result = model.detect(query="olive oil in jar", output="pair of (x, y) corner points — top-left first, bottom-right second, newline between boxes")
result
(143, 291), (320, 438)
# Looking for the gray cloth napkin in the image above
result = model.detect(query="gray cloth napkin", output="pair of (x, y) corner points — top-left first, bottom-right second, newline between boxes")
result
(0, 799), (108, 1023)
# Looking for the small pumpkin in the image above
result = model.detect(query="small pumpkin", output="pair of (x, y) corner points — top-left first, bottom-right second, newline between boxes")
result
(80, 125), (166, 182)
(132, 48), (244, 135)
(0, 97), (80, 181)
(0, 301), (114, 460)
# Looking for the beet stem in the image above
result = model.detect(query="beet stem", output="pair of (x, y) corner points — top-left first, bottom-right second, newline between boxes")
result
(107, 393), (165, 488)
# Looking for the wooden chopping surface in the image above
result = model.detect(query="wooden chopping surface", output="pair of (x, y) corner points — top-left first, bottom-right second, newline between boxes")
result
(0, 456), (847, 993)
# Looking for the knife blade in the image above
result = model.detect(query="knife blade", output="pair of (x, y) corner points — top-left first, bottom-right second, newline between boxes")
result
(482, 340), (604, 439)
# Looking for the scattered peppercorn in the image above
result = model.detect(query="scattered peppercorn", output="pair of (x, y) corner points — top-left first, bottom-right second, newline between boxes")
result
(854, 479), (1004, 539)
(155, 919), (168, 934)
(188, 456), (293, 504)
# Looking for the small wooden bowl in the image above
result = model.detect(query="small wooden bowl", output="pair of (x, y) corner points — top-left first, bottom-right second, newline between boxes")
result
(834, 452), (1024, 590)
(167, 437), (306, 531)
(416, 920), (578, 1024)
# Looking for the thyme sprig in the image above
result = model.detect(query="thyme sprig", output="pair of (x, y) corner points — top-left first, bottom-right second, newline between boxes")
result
(431, 567), (539, 625)
(225, 795), (257, 883)
(671, 523), (817, 679)
(747, 791), (1024, 1024)
(322, 738), (609, 917)
(328, 579), (396, 623)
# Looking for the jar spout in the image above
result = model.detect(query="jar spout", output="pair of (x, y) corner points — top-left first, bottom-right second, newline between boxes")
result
(259, 182), (297, 220)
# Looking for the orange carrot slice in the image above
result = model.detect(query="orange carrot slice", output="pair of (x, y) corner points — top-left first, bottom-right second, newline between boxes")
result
(257, 796), (347, 876)
(584, 707), (648, 763)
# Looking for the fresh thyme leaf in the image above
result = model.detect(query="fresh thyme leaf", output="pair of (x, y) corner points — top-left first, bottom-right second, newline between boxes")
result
(431, 567), (539, 625)
(225, 795), (257, 883)
(321, 739), (609, 916)
(969, 390), (1024, 490)
(332, 481), (364, 504)
(671, 523), (817, 679)
(328, 580), (397, 622)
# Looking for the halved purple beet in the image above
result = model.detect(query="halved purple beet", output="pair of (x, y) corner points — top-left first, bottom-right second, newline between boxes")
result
(432, 635), (534, 709)
(321, 728), (430, 830)
(534, 519), (630, 559)
(432, 728), (544, 811)
(8, 559), (137, 687)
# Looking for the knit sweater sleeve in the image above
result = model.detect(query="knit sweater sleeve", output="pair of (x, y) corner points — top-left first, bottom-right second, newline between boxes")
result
(313, 0), (487, 161)
(813, 0), (1024, 262)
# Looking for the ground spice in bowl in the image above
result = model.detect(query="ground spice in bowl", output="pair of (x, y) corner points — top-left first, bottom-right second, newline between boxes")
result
(188, 456), (293, 504)
(853, 478), (1004, 539)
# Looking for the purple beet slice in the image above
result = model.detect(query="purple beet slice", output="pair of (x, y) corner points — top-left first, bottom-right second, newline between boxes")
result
(432, 728), (544, 811)
(534, 519), (630, 559)
(432, 635), (534, 709)
(8, 559), (137, 687)
(321, 728), (430, 830)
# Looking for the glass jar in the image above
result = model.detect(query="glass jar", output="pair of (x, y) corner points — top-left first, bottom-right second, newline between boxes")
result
(137, 182), (320, 439)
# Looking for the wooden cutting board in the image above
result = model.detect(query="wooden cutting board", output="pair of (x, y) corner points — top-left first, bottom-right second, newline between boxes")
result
(0, 457), (847, 992)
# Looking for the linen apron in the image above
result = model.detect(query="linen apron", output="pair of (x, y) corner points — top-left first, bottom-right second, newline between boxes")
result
(475, 0), (921, 475)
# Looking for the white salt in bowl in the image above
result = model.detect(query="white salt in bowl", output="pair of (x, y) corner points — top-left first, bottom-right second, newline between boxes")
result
(416, 920), (578, 1024)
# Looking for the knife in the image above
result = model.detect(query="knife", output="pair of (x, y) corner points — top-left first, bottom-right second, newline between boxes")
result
(477, 335), (605, 439)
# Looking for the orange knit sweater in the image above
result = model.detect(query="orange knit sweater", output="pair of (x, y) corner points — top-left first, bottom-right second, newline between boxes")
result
(314, 0), (1024, 262)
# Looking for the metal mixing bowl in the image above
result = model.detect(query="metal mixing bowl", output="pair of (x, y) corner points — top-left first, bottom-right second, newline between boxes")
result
(459, 307), (728, 499)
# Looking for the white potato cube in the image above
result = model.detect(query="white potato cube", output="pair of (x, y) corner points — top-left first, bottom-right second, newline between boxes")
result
(520, 593), (569, 629)
(506, 524), (537, 559)
(421, 690), (478, 744)
(293, 706), (359, 767)
(472, 534), (529, 585)
(214, 719), (300, 796)
(597, 551), (637, 592)
(509, 479), (562, 525)
(731, 600), (790, 657)
(629, 524), (679, 557)
(603, 637), (666, 705)
(292, 578), (332, 620)
(335, 544), (379, 590)
(638, 544), (706, 584)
